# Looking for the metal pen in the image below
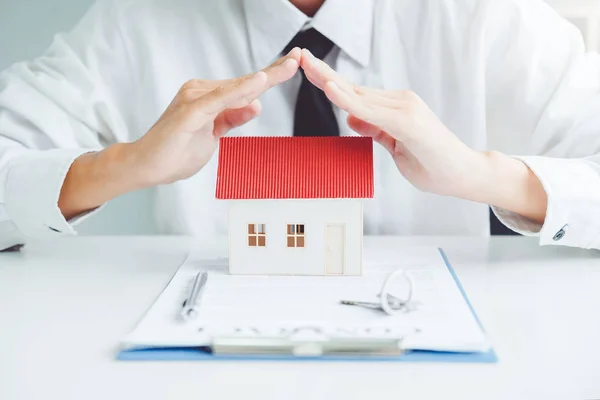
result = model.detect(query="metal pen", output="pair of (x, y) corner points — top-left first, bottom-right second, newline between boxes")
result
(180, 271), (208, 321)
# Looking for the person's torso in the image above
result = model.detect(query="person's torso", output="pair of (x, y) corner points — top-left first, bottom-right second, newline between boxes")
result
(115, 0), (495, 238)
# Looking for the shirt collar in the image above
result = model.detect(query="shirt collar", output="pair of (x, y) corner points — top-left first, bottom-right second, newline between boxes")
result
(243, 0), (374, 68)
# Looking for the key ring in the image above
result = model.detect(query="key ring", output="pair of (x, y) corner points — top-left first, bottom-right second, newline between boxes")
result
(379, 269), (415, 315)
(339, 268), (416, 315)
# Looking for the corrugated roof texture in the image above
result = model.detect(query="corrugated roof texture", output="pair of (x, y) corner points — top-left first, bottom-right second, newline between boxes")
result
(216, 136), (374, 200)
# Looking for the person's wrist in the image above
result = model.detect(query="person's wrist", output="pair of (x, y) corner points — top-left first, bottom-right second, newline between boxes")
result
(109, 141), (159, 190)
(461, 150), (547, 223)
(59, 143), (149, 220)
(443, 147), (491, 201)
(455, 149), (508, 204)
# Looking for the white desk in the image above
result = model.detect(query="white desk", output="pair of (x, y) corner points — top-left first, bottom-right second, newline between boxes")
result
(1, 236), (599, 400)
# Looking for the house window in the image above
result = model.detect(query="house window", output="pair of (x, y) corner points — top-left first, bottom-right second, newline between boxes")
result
(248, 224), (266, 247)
(287, 224), (305, 248)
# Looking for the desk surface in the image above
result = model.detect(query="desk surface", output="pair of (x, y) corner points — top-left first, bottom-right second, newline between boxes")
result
(1, 236), (599, 400)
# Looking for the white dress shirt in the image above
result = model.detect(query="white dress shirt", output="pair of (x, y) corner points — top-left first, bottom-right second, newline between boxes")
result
(2, 0), (600, 251)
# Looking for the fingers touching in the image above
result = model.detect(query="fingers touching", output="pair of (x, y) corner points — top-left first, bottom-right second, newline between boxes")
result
(262, 47), (301, 89)
(302, 48), (421, 149)
(301, 49), (354, 93)
(192, 47), (301, 116)
(180, 45), (410, 144)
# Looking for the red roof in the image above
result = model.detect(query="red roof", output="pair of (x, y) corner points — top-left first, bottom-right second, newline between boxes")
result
(216, 137), (374, 200)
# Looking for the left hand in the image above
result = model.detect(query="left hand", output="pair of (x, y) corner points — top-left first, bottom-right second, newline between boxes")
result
(300, 49), (485, 199)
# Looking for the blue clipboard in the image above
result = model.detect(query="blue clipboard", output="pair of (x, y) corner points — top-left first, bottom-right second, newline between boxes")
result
(117, 249), (498, 363)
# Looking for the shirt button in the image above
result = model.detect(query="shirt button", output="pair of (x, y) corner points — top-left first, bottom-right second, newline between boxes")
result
(553, 224), (569, 242)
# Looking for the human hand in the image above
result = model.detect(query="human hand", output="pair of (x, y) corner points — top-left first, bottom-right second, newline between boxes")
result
(299, 48), (547, 223)
(131, 48), (302, 186)
(59, 49), (301, 220)
(299, 48), (484, 198)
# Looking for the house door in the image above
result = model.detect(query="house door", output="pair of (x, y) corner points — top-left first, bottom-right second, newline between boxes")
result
(325, 224), (345, 275)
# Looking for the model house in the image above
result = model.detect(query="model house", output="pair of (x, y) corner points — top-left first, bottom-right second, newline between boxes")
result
(216, 136), (374, 276)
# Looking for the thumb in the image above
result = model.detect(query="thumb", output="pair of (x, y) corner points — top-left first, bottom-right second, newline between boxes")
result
(213, 99), (262, 137)
(347, 115), (396, 154)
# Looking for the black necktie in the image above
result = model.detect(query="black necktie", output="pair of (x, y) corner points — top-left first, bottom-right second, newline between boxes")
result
(284, 29), (339, 137)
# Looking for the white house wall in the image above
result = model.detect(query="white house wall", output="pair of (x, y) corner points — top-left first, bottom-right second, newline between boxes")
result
(228, 199), (363, 275)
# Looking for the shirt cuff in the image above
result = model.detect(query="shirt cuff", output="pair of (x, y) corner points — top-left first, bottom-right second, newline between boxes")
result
(4, 149), (103, 239)
(492, 156), (600, 249)
(0, 216), (25, 252)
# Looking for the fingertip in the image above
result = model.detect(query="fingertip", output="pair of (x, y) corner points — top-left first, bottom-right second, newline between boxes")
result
(301, 49), (315, 66)
(283, 58), (299, 69)
(275, 59), (299, 84)
(250, 98), (263, 114)
(302, 48), (314, 59)
(347, 113), (360, 127)
(287, 47), (302, 62)
(346, 114), (380, 138)
(347, 114), (363, 130)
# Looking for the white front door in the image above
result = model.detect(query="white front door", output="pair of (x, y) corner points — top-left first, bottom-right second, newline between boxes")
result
(325, 224), (345, 275)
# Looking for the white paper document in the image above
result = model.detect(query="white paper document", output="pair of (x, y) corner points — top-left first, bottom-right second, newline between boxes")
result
(122, 246), (490, 353)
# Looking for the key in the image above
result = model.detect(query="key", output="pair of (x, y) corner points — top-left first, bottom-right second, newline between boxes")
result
(340, 294), (414, 313)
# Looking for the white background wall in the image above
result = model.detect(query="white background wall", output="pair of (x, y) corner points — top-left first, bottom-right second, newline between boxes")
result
(0, 0), (596, 235)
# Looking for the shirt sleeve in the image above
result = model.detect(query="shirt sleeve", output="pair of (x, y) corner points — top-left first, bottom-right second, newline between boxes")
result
(0, 0), (133, 251)
(485, 0), (600, 249)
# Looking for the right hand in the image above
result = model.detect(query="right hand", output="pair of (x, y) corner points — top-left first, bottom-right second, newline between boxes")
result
(130, 48), (301, 186)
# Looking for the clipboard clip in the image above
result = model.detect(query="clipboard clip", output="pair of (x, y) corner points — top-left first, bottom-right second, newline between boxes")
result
(211, 327), (406, 357)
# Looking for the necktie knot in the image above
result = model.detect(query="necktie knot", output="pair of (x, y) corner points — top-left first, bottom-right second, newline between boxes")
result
(284, 28), (335, 60)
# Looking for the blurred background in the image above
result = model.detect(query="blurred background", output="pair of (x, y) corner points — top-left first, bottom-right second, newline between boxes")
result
(0, 0), (598, 235)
